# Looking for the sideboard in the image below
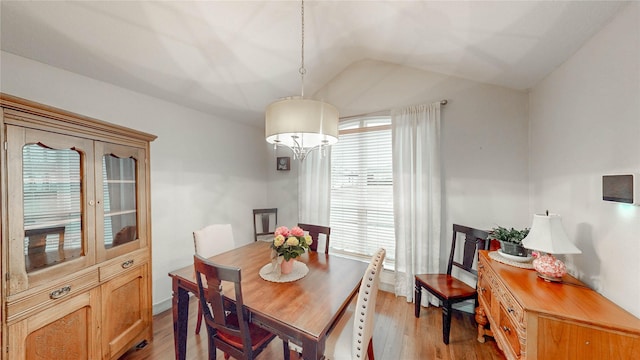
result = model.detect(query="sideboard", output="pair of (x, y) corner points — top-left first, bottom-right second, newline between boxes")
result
(476, 250), (640, 359)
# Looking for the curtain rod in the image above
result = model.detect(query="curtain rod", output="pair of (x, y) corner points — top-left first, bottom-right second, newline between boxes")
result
(340, 99), (447, 121)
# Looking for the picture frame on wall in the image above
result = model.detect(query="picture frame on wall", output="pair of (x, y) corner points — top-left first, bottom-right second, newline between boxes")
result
(277, 157), (290, 171)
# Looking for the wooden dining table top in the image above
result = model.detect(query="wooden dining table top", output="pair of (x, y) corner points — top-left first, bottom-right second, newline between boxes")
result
(168, 240), (369, 341)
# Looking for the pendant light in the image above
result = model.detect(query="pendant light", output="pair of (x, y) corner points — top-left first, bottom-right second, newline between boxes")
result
(265, 0), (338, 161)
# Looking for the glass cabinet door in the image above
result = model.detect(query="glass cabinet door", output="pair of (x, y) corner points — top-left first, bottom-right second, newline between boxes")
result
(6, 126), (96, 295)
(95, 142), (147, 261)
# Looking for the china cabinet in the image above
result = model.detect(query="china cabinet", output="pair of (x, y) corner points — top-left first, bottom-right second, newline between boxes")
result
(1, 94), (156, 360)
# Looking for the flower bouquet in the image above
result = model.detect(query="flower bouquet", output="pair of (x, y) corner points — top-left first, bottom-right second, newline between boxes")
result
(271, 226), (313, 274)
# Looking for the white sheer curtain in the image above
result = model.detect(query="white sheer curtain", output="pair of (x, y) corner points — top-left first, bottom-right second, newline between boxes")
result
(392, 103), (442, 306)
(298, 149), (332, 226)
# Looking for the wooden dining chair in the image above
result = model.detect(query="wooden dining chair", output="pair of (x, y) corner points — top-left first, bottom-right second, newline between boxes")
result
(194, 254), (290, 360)
(253, 208), (277, 242)
(297, 223), (330, 254)
(193, 224), (236, 335)
(25, 226), (66, 255)
(414, 224), (490, 344)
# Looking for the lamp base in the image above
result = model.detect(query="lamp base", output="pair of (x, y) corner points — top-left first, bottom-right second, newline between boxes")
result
(532, 253), (567, 282)
(536, 272), (563, 282)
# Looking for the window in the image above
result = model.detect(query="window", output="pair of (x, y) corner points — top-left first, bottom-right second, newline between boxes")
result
(330, 117), (395, 267)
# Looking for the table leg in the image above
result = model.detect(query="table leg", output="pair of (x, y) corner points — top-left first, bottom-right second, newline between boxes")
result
(301, 338), (325, 360)
(172, 281), (190, 360)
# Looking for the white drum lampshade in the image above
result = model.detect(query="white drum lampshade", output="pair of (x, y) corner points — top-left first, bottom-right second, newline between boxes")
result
(265, 97), (338, 160)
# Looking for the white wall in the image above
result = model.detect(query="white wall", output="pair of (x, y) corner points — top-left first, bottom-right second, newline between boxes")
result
(279, 59), (531, 270)
(529, 3), (639, 317)
(265, 145), (300, 228)
(1, 52), (272, 313)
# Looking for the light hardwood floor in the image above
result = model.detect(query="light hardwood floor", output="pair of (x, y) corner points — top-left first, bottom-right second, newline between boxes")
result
(120, 291), (505, 360)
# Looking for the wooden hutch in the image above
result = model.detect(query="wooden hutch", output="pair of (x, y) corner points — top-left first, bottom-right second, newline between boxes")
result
(1, 94), (156, 360)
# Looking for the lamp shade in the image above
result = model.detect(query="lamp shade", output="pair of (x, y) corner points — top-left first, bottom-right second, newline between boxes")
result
(521, 213), (581, 254)
(265, 97), (338, 156)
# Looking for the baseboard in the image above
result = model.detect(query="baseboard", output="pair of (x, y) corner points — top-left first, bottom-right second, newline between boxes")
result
(153, 296), (173, 315)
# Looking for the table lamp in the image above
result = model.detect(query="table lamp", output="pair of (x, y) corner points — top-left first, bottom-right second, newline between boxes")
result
(521, 212), (581, 282)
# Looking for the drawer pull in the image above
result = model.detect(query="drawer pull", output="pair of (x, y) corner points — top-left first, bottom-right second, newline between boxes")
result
(121, 259), (134, 269)
(507, 307), (514, 313)
(480, 287), (487, 292)
(502, 325), (511, 334)
(50, 285), (71, 299)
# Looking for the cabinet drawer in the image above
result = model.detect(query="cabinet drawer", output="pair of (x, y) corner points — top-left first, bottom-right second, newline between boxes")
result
(499, 305), (521, 357)
(6, 269), (99, 323)
(99, 250), (148, 282)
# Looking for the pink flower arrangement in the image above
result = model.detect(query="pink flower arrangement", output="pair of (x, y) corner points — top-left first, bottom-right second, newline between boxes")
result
(272, 226), (313, 261)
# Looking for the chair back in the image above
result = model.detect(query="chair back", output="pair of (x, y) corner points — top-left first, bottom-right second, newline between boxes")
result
(193, 224), (235, 258)
(297, 223), (330, 254)
(253, 208), (277, 242)
(447, 224), (490, 276)
(193, 254), (257, 359)
(352, 248), (386, 360)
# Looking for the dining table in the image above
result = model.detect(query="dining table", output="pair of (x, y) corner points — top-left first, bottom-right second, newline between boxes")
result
(168, 240), (369, 360)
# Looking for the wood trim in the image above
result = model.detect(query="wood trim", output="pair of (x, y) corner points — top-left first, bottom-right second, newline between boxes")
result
(0, 106), (6, 360)
(0, 93), (157, 144)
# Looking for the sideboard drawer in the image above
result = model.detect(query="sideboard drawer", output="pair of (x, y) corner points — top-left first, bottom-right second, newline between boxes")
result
(499, 304), (521, 357)
(499, 284), (524, 325)
(478, 268), (492, 309)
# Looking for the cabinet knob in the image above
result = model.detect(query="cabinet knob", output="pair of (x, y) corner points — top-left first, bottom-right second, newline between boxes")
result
(480, 287), (486, 292)
(507, 307), (514, 313)
(122, 259), (134, 269)
(502, 326), (511, 334)
(50, 285), (72, 299)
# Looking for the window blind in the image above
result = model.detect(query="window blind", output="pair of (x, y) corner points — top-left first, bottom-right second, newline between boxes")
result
(330, 118), (395, 267)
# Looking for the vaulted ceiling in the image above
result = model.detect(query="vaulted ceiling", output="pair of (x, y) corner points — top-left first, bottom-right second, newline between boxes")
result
(0, 1), (628, 126)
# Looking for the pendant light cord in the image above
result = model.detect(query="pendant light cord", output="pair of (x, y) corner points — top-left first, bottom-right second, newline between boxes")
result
(299, 0), (306, 97)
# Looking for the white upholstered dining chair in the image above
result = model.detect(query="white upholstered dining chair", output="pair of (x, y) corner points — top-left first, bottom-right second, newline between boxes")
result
(192, 223), (235, 335)
(291, 248), (386, 359)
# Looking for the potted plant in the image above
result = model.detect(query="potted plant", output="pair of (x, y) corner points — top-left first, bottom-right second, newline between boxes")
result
(488, 226), (530, 257)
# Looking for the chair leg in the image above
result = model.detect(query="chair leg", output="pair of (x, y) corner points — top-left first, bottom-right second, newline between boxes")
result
(442, 301), (452, 345)
(207, 336), (216, 360)
(283, 339), (291, 360)
(195, 305), (203, 334)
(367, 338), (375, 360)
(414, 281), (422, 317)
